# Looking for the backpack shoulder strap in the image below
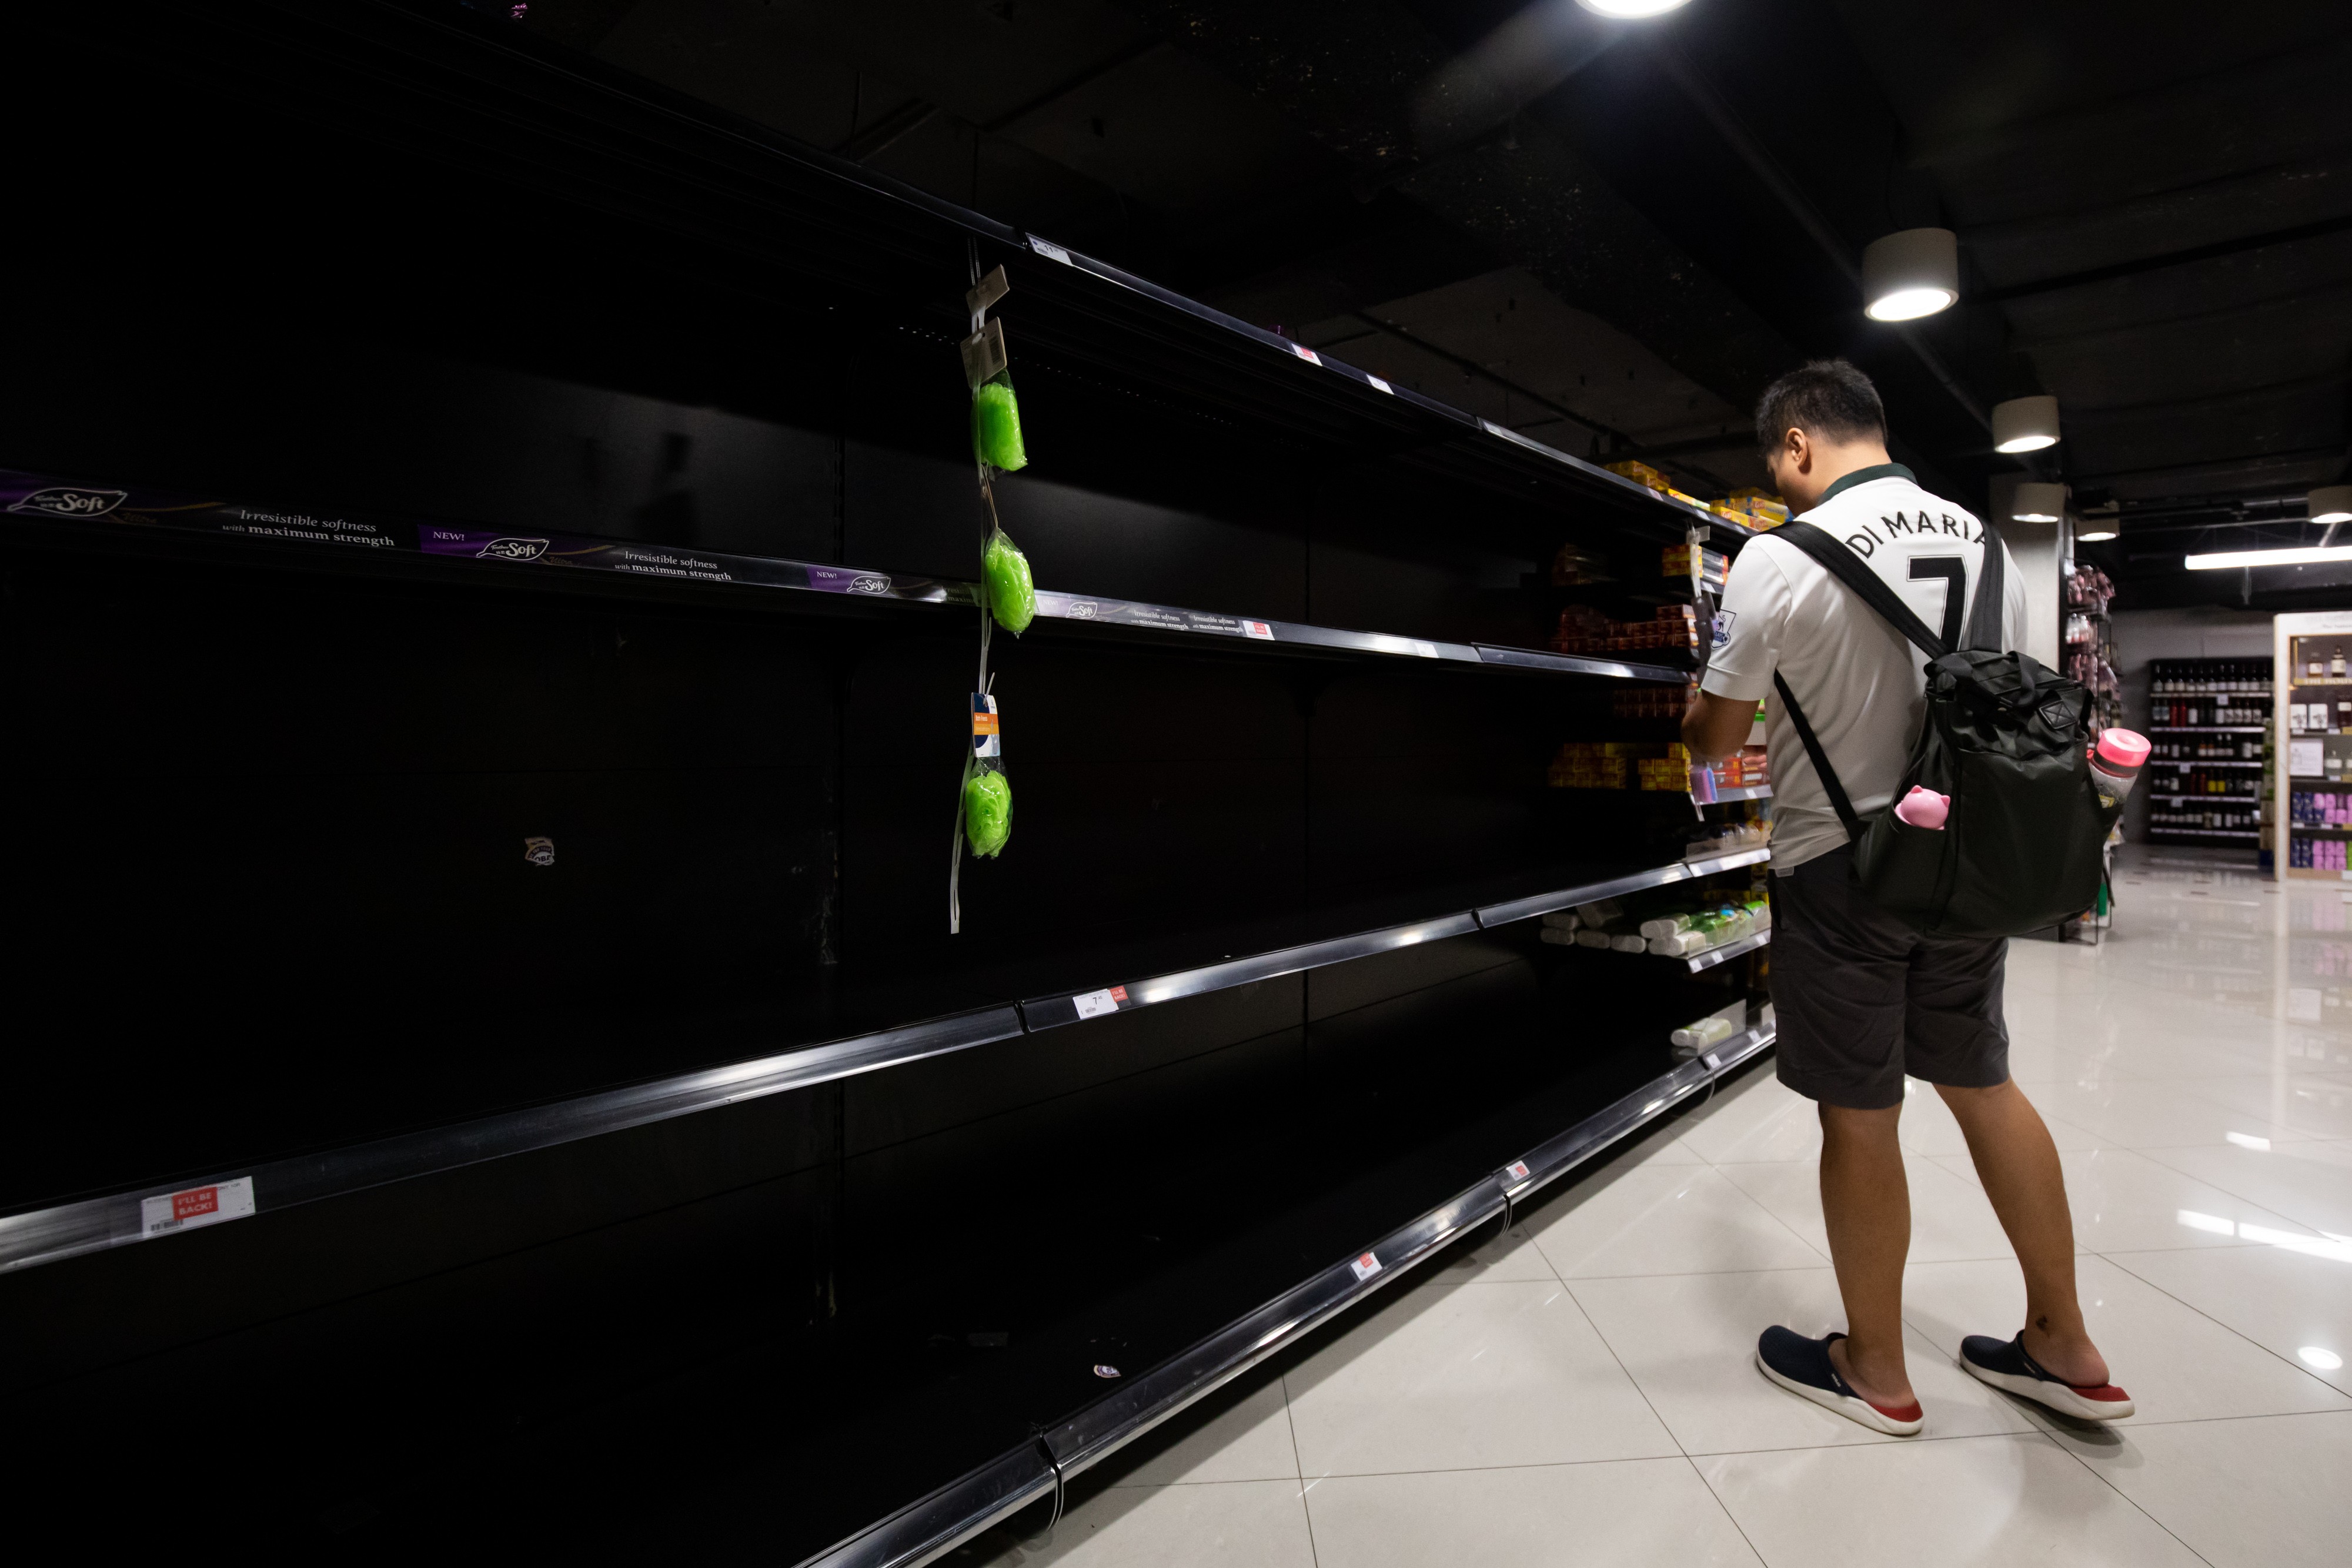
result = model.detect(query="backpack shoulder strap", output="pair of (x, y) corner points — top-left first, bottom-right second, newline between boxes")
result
(1771, 520), (1946, 659)
(1965, 515), (2006, 653)
(1772, 672), (1864, 844)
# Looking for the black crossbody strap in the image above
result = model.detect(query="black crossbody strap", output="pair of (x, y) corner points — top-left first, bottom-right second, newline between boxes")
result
(1772, 672), (1863, 842)
(1965, 515), (2006, 653)
(1770, 521), (1947, 659)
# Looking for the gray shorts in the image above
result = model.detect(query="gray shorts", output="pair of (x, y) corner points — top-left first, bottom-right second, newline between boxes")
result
(1769, 847), (2010, 1109)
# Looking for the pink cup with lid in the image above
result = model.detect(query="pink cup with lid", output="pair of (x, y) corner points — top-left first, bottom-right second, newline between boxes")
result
(2089, 728), (2149, 804)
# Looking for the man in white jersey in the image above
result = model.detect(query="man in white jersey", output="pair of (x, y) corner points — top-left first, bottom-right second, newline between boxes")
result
(1682, 362), (2132, 1435)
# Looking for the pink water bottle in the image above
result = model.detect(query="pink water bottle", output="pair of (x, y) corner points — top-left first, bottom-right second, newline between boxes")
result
(1895, 786), (1950, 830)
(2089, 728), (2149, 805)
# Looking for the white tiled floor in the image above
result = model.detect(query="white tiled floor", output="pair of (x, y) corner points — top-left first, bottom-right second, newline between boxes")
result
(963, 850), (2352, 1566)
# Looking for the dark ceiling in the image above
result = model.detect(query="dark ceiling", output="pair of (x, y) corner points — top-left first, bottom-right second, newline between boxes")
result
(516, 0), (2352, 609)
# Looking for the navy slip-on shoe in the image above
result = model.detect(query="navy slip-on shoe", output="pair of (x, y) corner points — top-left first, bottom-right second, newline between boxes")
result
(1959, 1333), (2134, 1420)
(1755, 1326), (1925, 1436)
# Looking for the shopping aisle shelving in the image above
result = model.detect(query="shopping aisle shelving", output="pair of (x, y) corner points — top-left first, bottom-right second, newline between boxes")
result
(949, 848), (2352, 1568)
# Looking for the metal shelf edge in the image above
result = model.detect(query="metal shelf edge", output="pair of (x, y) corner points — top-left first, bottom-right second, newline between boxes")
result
(1473, 848), (1772, 928)
(1687, 928), (1772, 972)
(0, 1005), (1026, 1275)
(1473, 644), (1690, 683)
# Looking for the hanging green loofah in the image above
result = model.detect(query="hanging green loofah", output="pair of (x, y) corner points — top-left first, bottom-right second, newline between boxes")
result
(971, 374), (1028, 472)
(983, 529), (1035, 634)
(964, 768), (1013, 857)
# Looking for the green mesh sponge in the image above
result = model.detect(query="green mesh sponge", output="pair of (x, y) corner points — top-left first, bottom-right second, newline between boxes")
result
(972, 375), (1028, 472)
(983, 529), (1035, 635)
(964, 768), (1012, 858)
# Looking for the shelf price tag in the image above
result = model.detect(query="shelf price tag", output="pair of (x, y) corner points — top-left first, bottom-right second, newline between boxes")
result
(1291, 343), (1321, 366)
(1073, 985), (1128, 1020)
(141, 1176), (255, 1238)
(1242, 620), (1275, 641)
(1027, 235), (1073, 265)
(1504, 1160), (1531, 1182)
(1348, 1251), (1382, 1282)
(971, 693), (1001, 760)
(1367, 376), (1392, 394)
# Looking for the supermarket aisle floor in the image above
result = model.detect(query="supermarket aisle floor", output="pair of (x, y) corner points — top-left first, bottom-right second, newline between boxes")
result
(956, 849), (2352, 1567)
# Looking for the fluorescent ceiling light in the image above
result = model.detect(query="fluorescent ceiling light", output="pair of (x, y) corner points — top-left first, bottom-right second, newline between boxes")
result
(2186, 545), (2352, 570)
(2075, 526), (2118, 542)
(1575, 0), (1693, 15)
(1862, 228), (1958, 322)
(2311, 485), (2352, 525)
(1993, 394), (2061, 453)
(2012, 481), (2067, 523)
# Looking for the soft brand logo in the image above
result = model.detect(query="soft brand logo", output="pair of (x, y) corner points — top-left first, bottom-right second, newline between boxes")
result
(9, 486), (127, 519)
(477, 537), (549, 561)
(1068, 601), (1099, 620)
(850, 575), (890, 594)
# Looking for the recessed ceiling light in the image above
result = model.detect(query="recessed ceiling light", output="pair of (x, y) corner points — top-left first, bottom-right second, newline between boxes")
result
(2301, 1346), (2344, 1371)
(2186, 545), (2352, 570)
(1862, 229), (1959, 322)
(2311, 485), (2352, 525)
(1575, 0), (1693, 15)
(2075, 526), (2118, 542)
(1993, 395), (2061, 453)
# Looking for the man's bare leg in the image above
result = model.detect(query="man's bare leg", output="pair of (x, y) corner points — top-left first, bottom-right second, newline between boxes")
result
(1818, 1101), (1916, 1407)
(1936, 1079), (2108, 1386)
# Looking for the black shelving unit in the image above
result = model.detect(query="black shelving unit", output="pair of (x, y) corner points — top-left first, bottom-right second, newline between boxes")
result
(2144, 658), (2273, 850)
(0, 4), (1779, 1557)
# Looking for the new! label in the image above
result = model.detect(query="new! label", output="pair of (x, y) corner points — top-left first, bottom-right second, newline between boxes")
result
(141, 1175), (256, 1238)
(1073, 984), (1128, 1020)
(1349, 1251), (1382, 1282)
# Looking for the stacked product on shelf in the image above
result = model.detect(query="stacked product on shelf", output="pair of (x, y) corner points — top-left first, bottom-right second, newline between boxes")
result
(2063, 563), (2120, 731)
(1552, 602), (1702, 656)
(1613, 681), (1697, 720)
(2284, 630), (2352, 878)
(1537, 888), (1770, 958)
(1714, 487), (1789, 531)
(1662, 541), (1729, 591)
(1549, 739), (1698, 790)
(2146, 657), (2271, 847)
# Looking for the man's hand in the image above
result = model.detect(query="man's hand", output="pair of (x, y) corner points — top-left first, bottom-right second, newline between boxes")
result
(1683, 689), (1755, 765)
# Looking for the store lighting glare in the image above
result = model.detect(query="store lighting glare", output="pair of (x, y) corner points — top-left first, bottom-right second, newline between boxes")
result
(1574, 0), (1693, 16)
(2011, 482), (2067, 524)
(1992, 394), (2062, 453)
(2075, 525), (2118, 543)
(1861, 228), (1959, 321)
(2310, 485), (2352, 525)
(2186, 544), (2352, 570)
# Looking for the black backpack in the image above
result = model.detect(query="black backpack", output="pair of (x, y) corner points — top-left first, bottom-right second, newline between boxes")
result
(1766, 517), (2118, 938)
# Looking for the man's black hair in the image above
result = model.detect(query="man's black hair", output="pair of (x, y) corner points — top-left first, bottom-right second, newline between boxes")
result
(1753, 359), (1886, 460)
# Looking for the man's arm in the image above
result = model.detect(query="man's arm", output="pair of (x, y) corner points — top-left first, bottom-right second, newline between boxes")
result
(1683, 690), (1754, 765)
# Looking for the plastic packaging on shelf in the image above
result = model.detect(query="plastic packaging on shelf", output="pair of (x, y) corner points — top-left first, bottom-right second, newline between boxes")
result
(983, 528), (1036, 634)
(971, 373), (1028, 472)
(964, 767), (1012, 857)
(1670, 1014), (1739, 1052)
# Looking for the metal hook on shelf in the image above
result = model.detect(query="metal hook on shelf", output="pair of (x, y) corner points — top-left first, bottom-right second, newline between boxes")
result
(1019, 1435), (1065, 1550)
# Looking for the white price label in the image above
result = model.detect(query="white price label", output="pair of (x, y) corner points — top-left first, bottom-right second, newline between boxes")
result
(1027, 236), (1073, 265)
(1242, 620), (1275, 641)
(1348, 1251), (1382, 1282)
(1291, 343), (1321, 365)
(141, 1175), (256, 1238)
(1073, 985), (1129, 1020)
(1367, 376), (1392, 394)
(1413, 640), (1439, 658)
(1702, 1050), (1724, 1070)
(1505, 1160), (1530, 1181)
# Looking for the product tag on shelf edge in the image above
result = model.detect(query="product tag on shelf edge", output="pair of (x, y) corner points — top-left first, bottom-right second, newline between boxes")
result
(141, 1175), (256, 1238)
(971, 693), (1001, 760)
(1505, 1160), (1531, 1182)
(1073, 985), (1128, 1021)
(1027, 235), (1073, 265)
(1348, 1251), (1382, 1282)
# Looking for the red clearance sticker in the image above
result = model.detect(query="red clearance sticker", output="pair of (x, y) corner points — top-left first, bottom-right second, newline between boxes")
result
(141, 1175), (257, 1238)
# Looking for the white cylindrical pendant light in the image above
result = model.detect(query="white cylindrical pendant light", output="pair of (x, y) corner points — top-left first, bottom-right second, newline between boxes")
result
(1862, 228), (1958, 321)
(2074, 518), (2118, 543)
(2011, 482), (2067, 523)
(1992, 395), (2061, 453)
(2311, 486), (2352, 524)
